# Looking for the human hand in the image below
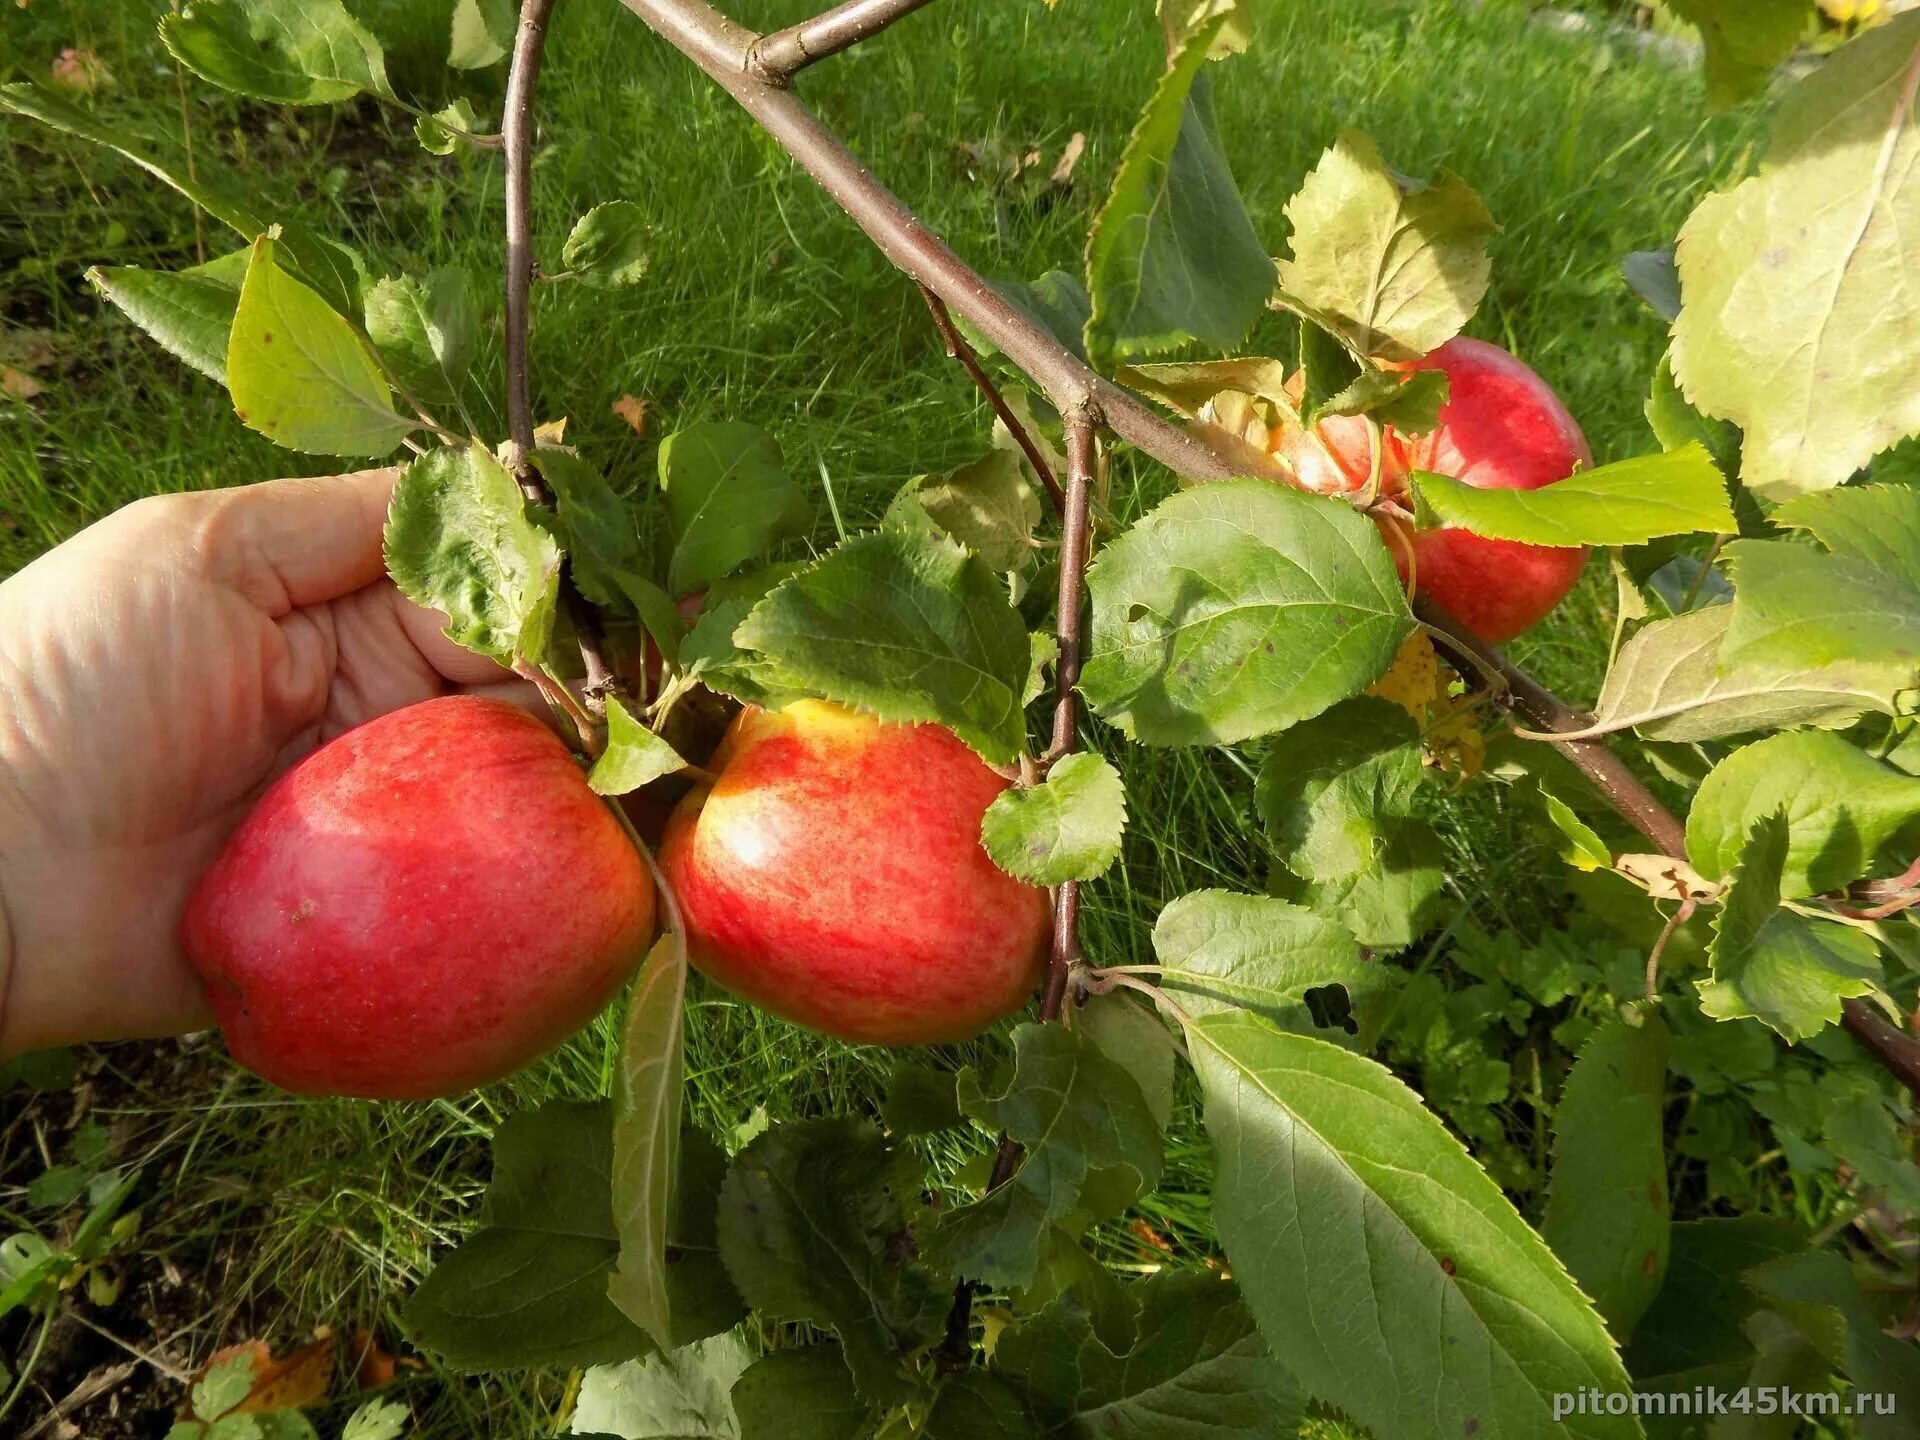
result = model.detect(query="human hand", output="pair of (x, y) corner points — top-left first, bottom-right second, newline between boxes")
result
(0, 469), (536, 1057)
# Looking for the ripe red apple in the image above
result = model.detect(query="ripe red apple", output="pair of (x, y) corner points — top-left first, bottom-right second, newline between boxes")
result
(183, 696), (655, 1099)
(1271, 336), (1591, 645)
(658, 700), (1049, 1046)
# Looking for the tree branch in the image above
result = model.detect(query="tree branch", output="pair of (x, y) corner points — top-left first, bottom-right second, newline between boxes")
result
(938, 411), (1098, 1368)
(917, 284), (1065, 514)
(613, 0), (1233, 478)
(748, 0), (938, 81)
(611, 0), (1920, 1124)
(504, 0), (625, 714)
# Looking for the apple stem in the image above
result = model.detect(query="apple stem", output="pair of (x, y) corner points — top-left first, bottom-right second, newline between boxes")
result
(501, 0), (630, 718)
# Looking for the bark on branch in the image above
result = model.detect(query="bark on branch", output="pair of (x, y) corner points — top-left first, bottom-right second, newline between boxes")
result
(611, 0), (1920, 1101)
(749, 0), (938, 80)
(504, 0), (624, 713)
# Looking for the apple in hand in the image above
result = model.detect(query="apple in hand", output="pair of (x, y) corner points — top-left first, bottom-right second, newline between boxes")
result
(183, 696), (655, 1099)
(1272, 335), (1592, 644)
(658, 700), (1049, 1046)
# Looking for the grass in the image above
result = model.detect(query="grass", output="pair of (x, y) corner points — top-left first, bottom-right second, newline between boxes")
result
(2, 0), (1765, 1433)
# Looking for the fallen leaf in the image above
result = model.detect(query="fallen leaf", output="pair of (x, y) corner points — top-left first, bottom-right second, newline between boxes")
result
(533, 417), (568, 445)
(2, 368), (45, 400)
(349, 1328), (423, 1389)
(49, 47), (108, 94)
(611, 394), (647, 436)
(1050, 131), (1086, 186)
(194, 1333), (336, 1416)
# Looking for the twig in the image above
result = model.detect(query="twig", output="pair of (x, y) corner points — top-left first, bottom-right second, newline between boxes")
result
(613, 0), (1236, 484)
(612, 0), (1920, 1143)
(503, 0), (557, 456)
(1416, 598), (1689, 858)
(502, 0), (626, 718)
(1041, 413), (1097, 1017)
(748, 0), (938, 81)
(917, 284), (1066, 514)
(938, 411), (1098, 1368)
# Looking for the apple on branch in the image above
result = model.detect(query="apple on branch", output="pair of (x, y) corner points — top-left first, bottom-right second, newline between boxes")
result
(659, 700), (1050, 1046)
(183, 696), (656, 1099)
(1272, 335), (1593, 644)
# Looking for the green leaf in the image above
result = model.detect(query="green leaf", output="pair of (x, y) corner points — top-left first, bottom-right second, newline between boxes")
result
(932, 1025), (1164, 1290)
(1645, 350), (1742, 492)
(658, 422), (810, 597)
(1699, 812), (1883, 1041)
(340, 1400), (409, 1440)
(1255, 696), (1422, 882)
(990, 1269), (1302, 1438)
(1278, 820), (1447, 952)
(526, 447), (679, 651)
(406, 1100), (648, 1372)
(1412, 443), (1734, 547)
(1319, 365), (1449, 434)
(449, 0), (514, 67)
(732, 530), (1032, 764)
(716, 1119), (946, 1406)
(591, 699), (688, 798)
(1541, 1016), (1671, 1343)
(1075, 993), (1175, 1133)
(731, 1348), (874, 1440)
(1150, 889), (1385, 1029)
(1186, 1013), (1638, 1440)
(573, 1333), (752, 1440)
(339, 1405), (407, 1440)
(924, 1373), (1042, 1440)
(905, 450), (1042, 572)
(87, 260), (242, 384)
(678, 564), (809, 707)
(192, 1350), (259, 1421)
(1671, 13), (1920, 498)
(160, 0), (391, 105)
(1622, 248), (1682, 323)
(879, 1064), (963, 1137)
(1274, 130), (1496, 362)
(363, 269), (477, 410)
(988, 271), (1092, 365)
(227, 233), (410, 457)
(1081, 479), (1413, 747)
(1666, 0), (1813, 108)
(1720, 541), (1920, 689)
(1623, 1216), (1803, 1384)
(414, 97), (480, 155)
(1745, 1251), (1920, 1439)
(609, 929), (688, 1349)
(1588, 603), (1894, 743)
(980, 752), (1127, 886)
(1687, 731), (1920, 896)
(384, 443), (561, 664)
(1083, 7), (1273, 366)
(561, 201), (652, 287)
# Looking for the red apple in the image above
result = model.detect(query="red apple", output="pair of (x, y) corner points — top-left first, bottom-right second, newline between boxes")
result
(658, 700), (1049, 1046)
(1271, 336), (1591, 644)
(183, 696), (655, 1099)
